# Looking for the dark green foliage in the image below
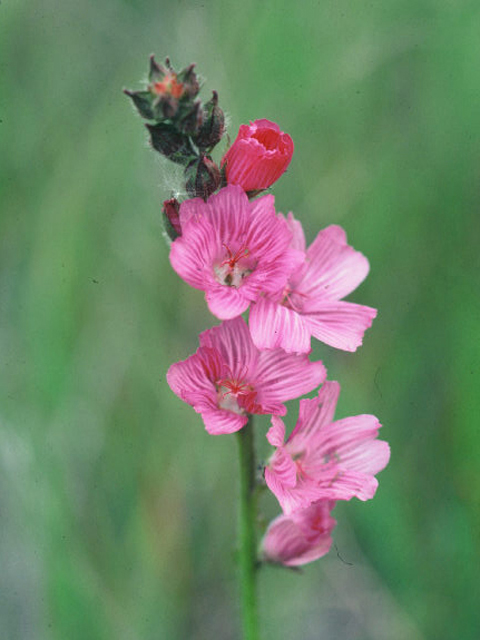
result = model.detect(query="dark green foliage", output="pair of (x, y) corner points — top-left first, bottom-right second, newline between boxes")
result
(146, 122), (196, 165)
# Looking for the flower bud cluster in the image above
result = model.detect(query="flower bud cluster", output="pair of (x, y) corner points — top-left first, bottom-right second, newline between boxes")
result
(125, 57), (225, 200)
(127, 57), (390, 569)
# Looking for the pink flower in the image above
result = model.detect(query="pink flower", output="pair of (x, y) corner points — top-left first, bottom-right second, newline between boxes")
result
(249, 215), (377, 353)
(264, 381), (390, 515)
(222, 119), (294, 192)
(169, 185), (303, 320)
(166, 317), (326, 436)
(261, 501), (336, 567)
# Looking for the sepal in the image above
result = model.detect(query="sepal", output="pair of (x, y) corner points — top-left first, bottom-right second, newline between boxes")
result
(123, 89), (155, 120)
(185, 156), (221, 200)
(194, 91), (225, 150)
(146, 122), (196, 165)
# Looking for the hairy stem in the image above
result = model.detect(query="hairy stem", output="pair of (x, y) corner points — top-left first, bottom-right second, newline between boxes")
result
(236, 419), (259, 640)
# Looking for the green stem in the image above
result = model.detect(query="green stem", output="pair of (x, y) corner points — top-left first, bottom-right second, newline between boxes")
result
(236, 419), (260, 640)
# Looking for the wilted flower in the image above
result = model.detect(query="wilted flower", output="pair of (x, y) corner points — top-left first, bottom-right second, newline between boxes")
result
(261, 501), (337, 567)
(166, 317), (326, 435)
(222, 119), (294, 192)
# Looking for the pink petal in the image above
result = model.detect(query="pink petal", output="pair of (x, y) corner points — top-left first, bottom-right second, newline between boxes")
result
(169, 218), (218, 290)
(291, 500), (337, 539)
(265, 447), (297, 490)
(255, 350), (326, 407)
(245, 199), (304, 295)
(247, 197), (293, 257)
(298, 225), (371, 301)
(166, 352), (217, 412)
(262, 501), (336, 567)
(249, 298), (311, 354)
(199, 317), (258, 381)
(247, 246), (304, 298)
(266, 415), (286, 446)
(336, 437), (391, 476)
(179, 184), (250, 237)
(288, 381), (341, 447)
(283, 212), (306, 253)
(266, 473), (320, 515)
(222, 121), (294, 191)
(201, 407), (247, 435)
(315, 414), (383, 456)
(305, 415), (390, 501)
(177, 195), (207, 228)
(205, 285), (251, 320)
(304, 300), (377, 352)
(312, 470), (380, 502)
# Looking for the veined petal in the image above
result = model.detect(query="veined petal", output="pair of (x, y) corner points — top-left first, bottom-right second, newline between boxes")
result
(335, 437), (391, 477)
(304, 300), (377, 352)
(250, 298), (311, 354)
(266, 415), (286, 446)
(267, 474), (321, 515)
(166, 352), (216, 411)
(179, 185), (250, 239)
(247, 197), (293, 260)
(201, 407), (247, 435)
(255, 349), (326, 406)
(253, 247), (305, 296)
(282, 212), (306, 253)
(262, 501), (336, 566)
(262, 515), (310, 566)
(201, 184), (251, 239)
(169, 218), (218, 290)
(265, 446), (297, 490)
(199, 317), (258, 380)
(312, 470), (380, 502)
(298, 225), (370, 301)
(206, 285), (251, 320)
(289, 381), (341, 447)
(315, 414), (383, 456)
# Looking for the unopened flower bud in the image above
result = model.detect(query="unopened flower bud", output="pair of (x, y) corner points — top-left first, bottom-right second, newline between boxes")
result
(147, 57), (195, 120)
(194, 91), (225, 151)
(185, 156), (221, 200)
(148, 55), (169, 83)
(146, 122), (195, 165)
(162, 198), (182, 240)
(222, 119), (294, 192)
(178, 101), (203, 136)
(176, 63), (200, 99)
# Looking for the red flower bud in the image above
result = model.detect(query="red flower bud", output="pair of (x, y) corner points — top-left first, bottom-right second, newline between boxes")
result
(222, 119), (294, 192)
(162, 198), (182, 239)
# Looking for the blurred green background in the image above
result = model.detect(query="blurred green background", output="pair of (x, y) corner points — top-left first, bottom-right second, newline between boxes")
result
(1, 1), (479, 638)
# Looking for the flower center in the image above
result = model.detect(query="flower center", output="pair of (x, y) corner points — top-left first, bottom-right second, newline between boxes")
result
(214, 243), (254, 288)
(252, 128), (279, 151)
(216, 375), (252, 414)
(151, 73), (184, 99)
